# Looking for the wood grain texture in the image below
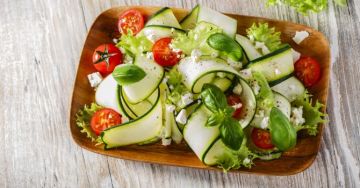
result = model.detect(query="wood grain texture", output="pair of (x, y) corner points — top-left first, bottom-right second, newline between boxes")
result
(0, 0), (359, 187)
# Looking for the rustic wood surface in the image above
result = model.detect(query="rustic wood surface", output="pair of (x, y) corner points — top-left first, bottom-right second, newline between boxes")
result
(0, 0), (359, 187)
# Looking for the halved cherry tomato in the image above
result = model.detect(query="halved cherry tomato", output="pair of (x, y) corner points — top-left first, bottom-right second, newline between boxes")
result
(152, 37), (181, 67)
(118, 9), (144, 35)
(294, 56), (321, 87)
(251, 128), (274, 150)
(92, 44), (123, 76)
(90, 108), (122, 135)
(226, 94), (243, 120)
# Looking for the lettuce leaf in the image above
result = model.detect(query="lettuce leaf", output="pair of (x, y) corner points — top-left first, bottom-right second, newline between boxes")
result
(171, 22), (222, 56)
(292, 91), (326, 135)
(166, 67), (188, 105)
(246, 23), (282, 52)
(116, 31), (153, 56)
(215, 138), (256, 172)
(76, 103), (103, 142)
(267, 0), (328, 15)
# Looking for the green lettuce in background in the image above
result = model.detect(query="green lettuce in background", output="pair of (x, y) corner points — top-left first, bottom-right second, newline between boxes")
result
(267, 0), (347, 15)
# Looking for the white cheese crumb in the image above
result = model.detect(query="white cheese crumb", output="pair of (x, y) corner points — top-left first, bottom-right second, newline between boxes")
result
(162, 76), (169, 84)
(243, 157), (251, 165)
(181, 92), (194, 106)
(249, 35), (255, 42)
(255, 110), (265, 118)
(176, 109), (188, 124)
(293, 31), (309, 45)
(274, 68), (281, 75)
(162, 138), (172, 146)
(146, 52), (154, 60)
(217, 72), (226, 78)
(290, 106), (305, 126)
(191, 49), (202, 62)
(239, 69), (252, 80)
(169, 85), (174, 90)
(254, 42), (270, 55)
(232, 103), (243, 110)
(166, 104), (176, 113)
(232, 84), (243, 95)
(87, 72), (103, 88)
(251, 80), (261, 95)
(260, 117), (269, 129)
(291, 49), (301, 63)
(112, 38), (118, 44)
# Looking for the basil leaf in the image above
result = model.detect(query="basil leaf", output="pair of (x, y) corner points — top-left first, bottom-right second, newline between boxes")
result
(206, 112), (225, 127)
(207, 33), (243, 61)
(201, 84), (228, 112)
(269, 107), (297, 151)
(112, 64), (146, 85)
(220, 117), (244, 150)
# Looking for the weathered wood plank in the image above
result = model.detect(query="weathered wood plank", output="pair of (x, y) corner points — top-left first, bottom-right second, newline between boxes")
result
(0, 0), (359, 187)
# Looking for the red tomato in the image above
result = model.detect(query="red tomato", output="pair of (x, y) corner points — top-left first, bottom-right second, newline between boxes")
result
(92, 44), (122, 76)
(251, 128), (275, 150)
(118, 9), (144, 35)
(152, 37), (181, 67)
(294, 56), (321, 87)
(90, 108), (122, 135)
(227, 94), (243, 120)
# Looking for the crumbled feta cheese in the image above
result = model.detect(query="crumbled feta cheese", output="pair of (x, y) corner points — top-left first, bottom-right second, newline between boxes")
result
(169, 43), (182, 53)
(112, 38), (118, 44)
(181, 92), (194, 106)
(169, 85), (174, 90)
(260, 116), (269, 129)
(233, 84), (243, 95)
(291, 49), (301, 63)
(232, 103), (243, 110)
(87, 72), (103, 88)
(217, 72), (226, 78)
(162, 76), (169, 84)
(119, 47), (126, 54)
(146, 52), (154, 60)
(249, 35), (255, 42)
(239, 69), (252, 80)
(166, 104), (176, 113)
(274, 68), (281, 75)
(251, 80), (261, 95)
(292, 31), (309, 45)
(176, 109), (188, 124)
(191, 49), (202, 62)
(254, 42), (270, 54)
(162, 138), (172, 146)
(290, 106), (305, 126)
(243, 157), (251, 165)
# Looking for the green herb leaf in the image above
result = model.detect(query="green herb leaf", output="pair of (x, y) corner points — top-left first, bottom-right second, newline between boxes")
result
(269, 107), (297, 151)
(112, 64), (146, 85)
(201, 84), (228, 112)
(207, 33), (243, 61)
(220, 117), (244, 151)
(266, 0), (328, 15)
(207, 112), (225, 127)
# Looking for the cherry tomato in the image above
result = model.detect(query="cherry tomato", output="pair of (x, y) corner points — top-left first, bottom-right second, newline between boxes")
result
(226, 94), (243, 120)
(294, 56), (321, 87)
(90, 108), (122, 135)
(251, 128), (275, 150)
(118, 9), (144, 35)
(152, 37), (181, 67)
(92, 44), (122, 76)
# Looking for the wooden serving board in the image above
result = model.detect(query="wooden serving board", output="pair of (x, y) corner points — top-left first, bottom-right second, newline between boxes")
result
(69, 6), (330, 176)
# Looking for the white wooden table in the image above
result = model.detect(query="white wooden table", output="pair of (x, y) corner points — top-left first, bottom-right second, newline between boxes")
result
(1, 0), (359, 187)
